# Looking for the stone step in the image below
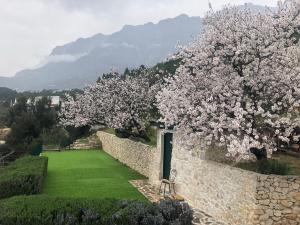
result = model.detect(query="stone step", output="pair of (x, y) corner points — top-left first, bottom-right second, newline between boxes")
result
(70, 134), (101, 150)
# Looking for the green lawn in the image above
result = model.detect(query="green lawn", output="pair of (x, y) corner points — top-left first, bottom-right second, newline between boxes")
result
(42, 150), (147, 200)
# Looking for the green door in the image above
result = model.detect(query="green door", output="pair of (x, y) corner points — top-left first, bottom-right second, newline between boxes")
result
(163, 133), (173, 179)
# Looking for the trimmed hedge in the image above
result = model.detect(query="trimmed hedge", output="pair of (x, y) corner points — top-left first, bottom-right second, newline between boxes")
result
(0, 195), (193, 225)
(0, 155), (48, 199)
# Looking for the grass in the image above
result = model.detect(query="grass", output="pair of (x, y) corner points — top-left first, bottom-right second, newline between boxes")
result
(42, 150), (147, 200)
(101, 127), (157, 147)
(236, 152), (300, 176)
(101, 127), (115, 135)
(75, 138), (89, 144)
(272, 153), (300, 176)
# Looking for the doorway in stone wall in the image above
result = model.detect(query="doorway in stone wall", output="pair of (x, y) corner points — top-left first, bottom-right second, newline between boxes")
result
(163, 132), (173, 179)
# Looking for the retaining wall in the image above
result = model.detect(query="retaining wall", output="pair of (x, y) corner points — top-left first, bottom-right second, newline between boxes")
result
(171, 132), (300, 225)
(96, 131), (156, 178)
(96, 130), (300, 225)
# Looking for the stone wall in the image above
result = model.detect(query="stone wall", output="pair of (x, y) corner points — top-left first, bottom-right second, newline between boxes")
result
(96, 131), (156, 178)
(0, 128), (10, 141)
(171, 132), (300, 225)
(171, 134), (258, 225)
(96, 130), (300, 225)
(255, 176), (300, 225)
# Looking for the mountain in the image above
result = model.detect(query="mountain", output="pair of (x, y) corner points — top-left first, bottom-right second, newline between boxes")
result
(0, 14), (202, 91)
(0, 3), (274, 91)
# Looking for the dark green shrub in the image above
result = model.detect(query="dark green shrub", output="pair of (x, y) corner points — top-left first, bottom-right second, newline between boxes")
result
(42, 127), (72, 149)
(0, 155), (48, 199)
(0, 196), (193, 225)
(28, 138), (43, 156)
(0, 144), (13, 155)
(66, 125), (91, 143)
(6, 96), (57, 154)
(115, 128), (131, 138)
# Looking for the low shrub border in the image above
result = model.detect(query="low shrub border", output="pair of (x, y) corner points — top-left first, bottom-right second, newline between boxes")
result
(0, 155), (48, 199)
(0, 195), (193, 225)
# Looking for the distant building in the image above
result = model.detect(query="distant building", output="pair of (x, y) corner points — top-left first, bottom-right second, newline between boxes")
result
(12, 96), (62, 110)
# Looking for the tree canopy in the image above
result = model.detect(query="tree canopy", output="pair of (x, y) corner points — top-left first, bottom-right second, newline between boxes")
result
(157, 1), (300, 159)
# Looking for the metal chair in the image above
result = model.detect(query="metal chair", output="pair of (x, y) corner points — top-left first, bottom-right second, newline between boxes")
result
(159, 169), (177, 197)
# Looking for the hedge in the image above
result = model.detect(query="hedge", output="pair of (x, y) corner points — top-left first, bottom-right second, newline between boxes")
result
(0, 195), (193, 225)
(0, 155), (48, 199)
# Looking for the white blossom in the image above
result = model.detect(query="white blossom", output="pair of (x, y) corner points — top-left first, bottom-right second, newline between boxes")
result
(60, 71), (155, 134)
(157, 1), (300, 159)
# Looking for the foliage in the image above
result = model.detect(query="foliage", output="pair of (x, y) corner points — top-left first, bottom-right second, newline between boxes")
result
(28, 138), (43, 156)
(6, 112), (41, 152)
(41, 127), (71, 148)
(6, 96), (56, 153)
(0, 155), (48, 199)
(60, 58), (180, 141)
(0, 87), (17, 107)
(6, 96), (28, 127)
(0, 144), (13, 157)
(237, 159), (292, 175)
(0, 106), (9, 128)
(34, 97), (57, 129)
(157, 1), (300, 159)
(65, 125), (91, 143)
(20, 89), (83, 100)
(0, 196), (193, 225)
(60, 71), (155, 139)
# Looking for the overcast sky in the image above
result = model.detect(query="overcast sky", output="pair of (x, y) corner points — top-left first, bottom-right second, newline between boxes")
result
(0, 0), (277, 77)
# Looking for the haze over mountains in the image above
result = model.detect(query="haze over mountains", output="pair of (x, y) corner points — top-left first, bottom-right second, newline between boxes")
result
(0, 14), (202, 91)
(0, 3), (270, 91)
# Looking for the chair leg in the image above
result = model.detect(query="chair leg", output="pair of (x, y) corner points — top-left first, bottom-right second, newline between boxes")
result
(163, 183), (166, 197)
(159, 182), (163, 194)
(168, 183), (171, 195)
(172, 183), (176, 195)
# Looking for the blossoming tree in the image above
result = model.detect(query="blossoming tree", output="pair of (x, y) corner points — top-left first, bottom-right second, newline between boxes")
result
(157, 0), (300, 159)
(60, 71), (155, 139)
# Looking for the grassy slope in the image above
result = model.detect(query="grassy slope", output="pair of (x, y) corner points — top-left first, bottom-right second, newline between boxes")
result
(273, 153), (300, 176)
(237, 152), (300, 176)
(42, 150), (147, 200)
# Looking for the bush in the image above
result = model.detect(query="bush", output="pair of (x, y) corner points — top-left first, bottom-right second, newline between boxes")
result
(42, 127), (72, 149)
(66, 125), (91, 143)
(0, 144), (13, 156)
(115, 128), (131, 138)
(0, 196), (193, 225)
(0, 155), (48, 199)
(28, 138), (43, 156)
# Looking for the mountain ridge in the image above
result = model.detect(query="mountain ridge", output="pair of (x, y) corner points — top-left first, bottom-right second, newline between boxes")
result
(0, 14), (202, 91)
(0, 3), (273, 91)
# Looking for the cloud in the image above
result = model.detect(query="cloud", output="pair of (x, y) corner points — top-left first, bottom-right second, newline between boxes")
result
(33, 53), (87, 69)
(0, 0), (277, 77)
